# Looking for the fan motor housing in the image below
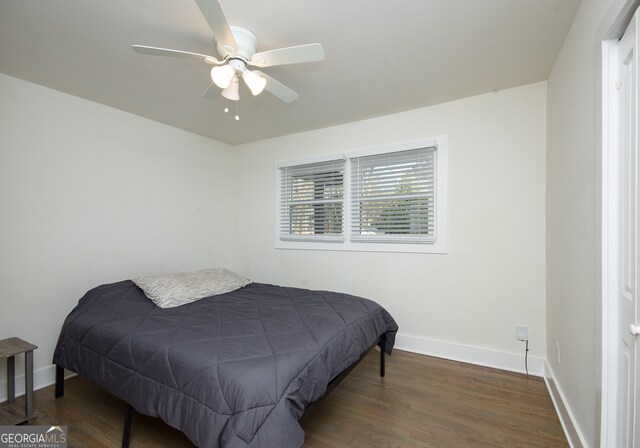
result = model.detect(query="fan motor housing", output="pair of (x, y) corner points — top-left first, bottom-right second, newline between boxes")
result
(217, 26), (258, 61)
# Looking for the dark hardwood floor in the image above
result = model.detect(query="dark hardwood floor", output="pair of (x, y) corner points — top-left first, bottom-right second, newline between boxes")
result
(27, 350), (567, 447)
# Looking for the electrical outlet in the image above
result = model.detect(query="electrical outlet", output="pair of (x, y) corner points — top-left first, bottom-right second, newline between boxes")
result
(555, 342), (561, 364)
(516, 325), (528, 341)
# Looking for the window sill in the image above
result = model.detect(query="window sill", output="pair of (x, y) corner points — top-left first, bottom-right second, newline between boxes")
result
(275, 240), (448, 254)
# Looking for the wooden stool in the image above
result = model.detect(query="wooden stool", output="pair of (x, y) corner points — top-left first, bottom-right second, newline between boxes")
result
(0, 337), (38, 424)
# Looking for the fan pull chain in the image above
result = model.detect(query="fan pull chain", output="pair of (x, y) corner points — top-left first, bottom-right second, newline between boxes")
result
(221, 99), (239, 120)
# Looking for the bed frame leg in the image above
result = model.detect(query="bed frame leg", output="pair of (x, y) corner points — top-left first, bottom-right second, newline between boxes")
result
(380, 336), (386, 378)
(122, 404), (133, 448)
(55, 365), (64, 398)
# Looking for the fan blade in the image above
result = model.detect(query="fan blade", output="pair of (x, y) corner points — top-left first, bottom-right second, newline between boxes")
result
(132, 45), (222, 64)
(194, 0), (238, 55)
(249, 43), (325, 68)
(254, 71), (299, 103)
(202, 82), (219, 99)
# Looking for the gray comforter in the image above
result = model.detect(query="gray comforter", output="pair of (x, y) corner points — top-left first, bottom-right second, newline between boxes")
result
(53, 281), (398, 447)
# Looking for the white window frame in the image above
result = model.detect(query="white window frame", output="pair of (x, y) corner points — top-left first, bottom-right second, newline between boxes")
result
(275, 135), (448, 254)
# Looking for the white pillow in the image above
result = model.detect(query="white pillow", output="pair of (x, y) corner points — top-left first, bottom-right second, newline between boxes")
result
(133, 268), (251, 308)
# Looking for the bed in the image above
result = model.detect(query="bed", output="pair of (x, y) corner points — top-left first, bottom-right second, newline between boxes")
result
(53, 278), (398, 448)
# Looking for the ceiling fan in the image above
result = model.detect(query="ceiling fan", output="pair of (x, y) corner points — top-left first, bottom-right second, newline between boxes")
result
(132, 0), (325, 107)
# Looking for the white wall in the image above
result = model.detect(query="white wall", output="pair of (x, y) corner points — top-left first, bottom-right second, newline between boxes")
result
(0, 73), (235, 394)
(234, 82), (547, 372)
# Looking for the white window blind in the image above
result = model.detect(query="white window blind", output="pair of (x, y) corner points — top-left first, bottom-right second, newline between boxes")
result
(279, 159), (345, 242)
(350, 147), (436, 243)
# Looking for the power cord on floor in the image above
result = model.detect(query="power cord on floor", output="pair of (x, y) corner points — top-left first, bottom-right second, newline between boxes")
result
(524, 339), (529, 377)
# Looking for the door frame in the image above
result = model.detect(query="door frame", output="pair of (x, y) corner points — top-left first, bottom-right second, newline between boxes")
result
(601, 2), (640, 446)
(601, 32), (620, 448)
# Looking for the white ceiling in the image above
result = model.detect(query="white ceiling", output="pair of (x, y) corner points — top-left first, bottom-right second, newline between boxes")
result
(0, 0), (580, 145)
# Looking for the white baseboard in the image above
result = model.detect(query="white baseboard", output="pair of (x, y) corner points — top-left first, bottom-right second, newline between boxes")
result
(0, 364), (75, 403)
(394, 332), (545, 376)
(1, 335), (548, 401)
(3, 333), (541, 403)
(544, 361), (589, 448)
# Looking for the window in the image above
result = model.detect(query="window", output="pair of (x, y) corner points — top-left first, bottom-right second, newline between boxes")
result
(278, 158), (345, 242)
(351, 147), (435, 244)
(276, 136), (447, 253)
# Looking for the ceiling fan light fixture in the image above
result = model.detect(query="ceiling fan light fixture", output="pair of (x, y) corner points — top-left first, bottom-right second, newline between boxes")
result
(132, 2), (326, 105)
(242, 69), (267, 96)
(211, 64), (235, 88)
(221, 75), (240, 101)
